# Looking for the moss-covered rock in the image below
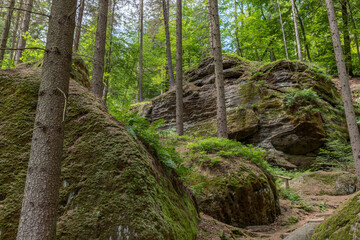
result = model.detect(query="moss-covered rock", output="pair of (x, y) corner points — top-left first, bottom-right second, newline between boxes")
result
(134, 57), (348, 169)
(311, 192), (360, 240)
(0, 68), (198, 240)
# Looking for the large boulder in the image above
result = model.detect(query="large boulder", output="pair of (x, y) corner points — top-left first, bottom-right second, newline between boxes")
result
(311, 192), (360, 240)
(134, 56), (348, 168)
(0, 68), (198, 239)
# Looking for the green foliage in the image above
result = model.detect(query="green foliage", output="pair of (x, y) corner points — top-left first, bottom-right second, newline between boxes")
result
(283, 88), (321, 118)
(281, 216), (299, 226)
(20, 32), (45, 63)
(280, 188), (313, 212)
(110, 109), (185, 174)
(187, 137), (271, 171)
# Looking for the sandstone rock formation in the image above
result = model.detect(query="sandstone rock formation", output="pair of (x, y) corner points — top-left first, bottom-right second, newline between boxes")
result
(134, 56), (348, 168)
(0, 66), (198, 239)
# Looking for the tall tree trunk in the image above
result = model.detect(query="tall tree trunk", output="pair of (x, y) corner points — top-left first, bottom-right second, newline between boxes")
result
(270, 48), (276, 62)
(91, 0), (109, 99)
(290, 0), (302, 61)
(14, 0), (34, 64)
(234, 0), (242, 57)
(207, 0), (215, 56)
(103, 0), (116, 104)
(341, 0), (353, 76)
(9, 0), (23, 60)
(176, 0), (183, 135)
(294, 3), (311, 61)
(73, 0), (85, 53)
(0, 0), (16, 64)
(325, 0), (360, 186)
(346, 0), (360, 67)
(16, 0), (76, 238)
(208, 0), (227, 138)
(162, 0), (175, 89)
(277, 0), (289, 60)
(139, 0), (144, 101)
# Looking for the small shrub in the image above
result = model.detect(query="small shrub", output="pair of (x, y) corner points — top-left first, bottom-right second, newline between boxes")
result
(283, 88), (320, 116)
(280, 188), (313, 212)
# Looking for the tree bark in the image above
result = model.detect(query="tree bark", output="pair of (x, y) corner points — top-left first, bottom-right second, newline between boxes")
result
(234, 0), (242, 57)
(341, 0), (353, 76)
(295, 4), (311, 61)
(73, 0), (85, 53)
(207, 0), (214, 57)
(162, 0), (175, 89)
(208, 0), (227, 138)
(176, 0), (183, 135)
(14, 0), (34, 64)
(103, 0), (116, 104)
(346, 0), (360, 67)
(0, 0), (16, 64)
(325, 0), (360, 186)
(277, 0), (288, 60)
(9, 0), (23, 60)
(290, 0), (302, 61)
(91, 0), (109, 99)
(139, 0), (144, 101)
(16, 0), (76, 238)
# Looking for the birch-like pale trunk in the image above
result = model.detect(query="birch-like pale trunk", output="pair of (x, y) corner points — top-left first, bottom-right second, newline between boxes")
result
(0, 0), (16, 64)
(9, 0), (24, 60)
(290, 0), (302, 61)
(325, 0), (360, 186)
(163, 0), (175, 89)
(73, 0), (85, 52)
(277, 0), (288, 60)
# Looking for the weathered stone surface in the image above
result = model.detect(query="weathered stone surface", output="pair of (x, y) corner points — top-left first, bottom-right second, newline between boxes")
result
(135, 56), (348, 168)
(0, 68), (198, 239)
(311, 192), (360, 240)
(284, 222), (319, 240)
(290, 171), (356, 196)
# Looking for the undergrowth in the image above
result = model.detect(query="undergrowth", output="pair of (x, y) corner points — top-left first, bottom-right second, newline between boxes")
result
(279, 188), (313, 212)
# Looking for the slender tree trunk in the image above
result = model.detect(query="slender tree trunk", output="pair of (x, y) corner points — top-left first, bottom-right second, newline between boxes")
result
(209, 0), (227, 138)
(14, 0), (34, 64)
(270, 48), (276, 62)
(16, 0), (76, 238)
(9, 0), (23, 60)
(341, 0), (353, 76)
(325, 0), (360, 186)
(103, 0), (116, 104)
(277, 0), (288, 60)
(294, 3), (311, 61)
(73, 0), (85, 53)
(207, 0), (215, 56)
(91, 0), (109, 99)
(290, 0), (302, 61)
(0, 0), (16, 64)
(176, 0), (183, 135)
(162, 0), (175, 89)
(346, 0), (360, 67)
(234, 0), (242, 57)
(139, 0), (144, 101)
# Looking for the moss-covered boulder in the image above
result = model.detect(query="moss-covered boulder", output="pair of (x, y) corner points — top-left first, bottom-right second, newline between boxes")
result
(311, 192), (360, 239)
(174, 137), (280, 228)
(134, 57), (348, 169)
(0, 68), (198, 239)
(290, 171), (356, 196)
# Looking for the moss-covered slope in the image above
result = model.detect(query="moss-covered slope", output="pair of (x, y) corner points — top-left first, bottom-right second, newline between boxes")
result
(311, 192), (360, 240)
(0, 68), (198, 240)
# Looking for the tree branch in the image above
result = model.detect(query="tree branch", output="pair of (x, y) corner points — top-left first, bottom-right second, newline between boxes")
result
(0, 47), (46, 51)
(0, 6), (50, 17)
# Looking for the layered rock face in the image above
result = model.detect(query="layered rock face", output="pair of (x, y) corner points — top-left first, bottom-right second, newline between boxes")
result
(135, 56), (348, 168)
(0, 67), (198, 239)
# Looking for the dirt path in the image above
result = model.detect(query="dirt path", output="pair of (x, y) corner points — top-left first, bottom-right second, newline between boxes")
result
(197, 191), (353, 239)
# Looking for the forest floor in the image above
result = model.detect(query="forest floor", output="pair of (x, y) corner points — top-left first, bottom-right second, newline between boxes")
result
(196, 188), (353, 239)
(333, 77), (360, 102)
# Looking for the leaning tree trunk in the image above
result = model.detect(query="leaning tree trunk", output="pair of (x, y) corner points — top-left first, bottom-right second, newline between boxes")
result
(346, 0), (360, 67)
(277, 0), (289, 60)
(176, 0), (183, 135)
(138, 0), (144, 102)
(163, 0), (175, 89)
(73, 0), (85, 52)
(341, 0), (353, 76)
(290, 0), (302, 61)
(208, 0), (228, 138)
(325, 0), (360, 186)
(91, 0), (109, 99)
(16, 0), (77, 238)
(9, 0), (24, 60)
(14, 0), (34, 64)
(0, 0), (16, 64)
